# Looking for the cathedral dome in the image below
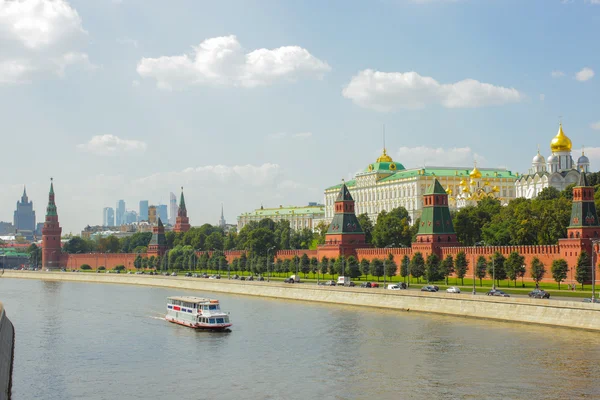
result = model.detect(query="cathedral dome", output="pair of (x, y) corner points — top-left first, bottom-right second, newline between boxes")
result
(532, 151), (545, 164)
(578, 152), (589, 165)
(550, 123), (572, 152)
(376, 148), (393, 163)
(469, 165), (482, 179)
(547, 153), (558, 164)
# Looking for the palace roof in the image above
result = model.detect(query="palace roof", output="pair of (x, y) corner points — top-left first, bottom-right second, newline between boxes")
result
(239, 205), (325, 218)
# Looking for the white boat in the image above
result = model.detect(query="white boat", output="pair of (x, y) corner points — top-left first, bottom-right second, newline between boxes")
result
(165, 296), (232, 331)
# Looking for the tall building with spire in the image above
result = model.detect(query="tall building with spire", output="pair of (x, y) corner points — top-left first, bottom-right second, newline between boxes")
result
(42, 179), (63, 269)
(173, 188), (190, 233)
(169, 192), (177, 226)
(219, 204), (226, 229)
(13, 186), (36, 239)
(516, 123), (589, 198)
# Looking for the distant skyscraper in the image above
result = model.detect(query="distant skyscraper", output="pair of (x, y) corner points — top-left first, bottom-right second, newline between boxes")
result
(169, 192), (177, 226)
(103, 207), (115, 226)
(124, 210), (138, 224)
(14, 186), (36, 237)
(219, 204), (226, 229)
(116, 200), (126, 226)
(157, 204), (168, 224)
(139, 200), (149, 222)
(148, 206), (157, 224)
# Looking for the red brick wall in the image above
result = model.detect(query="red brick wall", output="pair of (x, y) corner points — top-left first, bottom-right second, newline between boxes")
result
(275, 250), (318, 260)
(65, 253), (138, 270)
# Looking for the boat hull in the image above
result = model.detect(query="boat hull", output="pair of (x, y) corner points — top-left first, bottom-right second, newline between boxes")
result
(165, 316), (232, 331)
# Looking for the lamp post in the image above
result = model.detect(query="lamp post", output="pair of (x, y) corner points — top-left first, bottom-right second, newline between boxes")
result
(266, 246), (275, 282)
(592, 240), (600, 303)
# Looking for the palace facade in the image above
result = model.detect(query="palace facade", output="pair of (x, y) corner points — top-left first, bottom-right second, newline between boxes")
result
(237, 204), (325, 231)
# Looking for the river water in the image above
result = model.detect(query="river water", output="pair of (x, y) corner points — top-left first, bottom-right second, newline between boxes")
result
(0, 278), (598, 400)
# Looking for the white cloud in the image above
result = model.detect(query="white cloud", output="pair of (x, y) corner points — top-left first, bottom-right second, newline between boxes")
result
(342, 69), (522, 111)
(395, 146), (486, 168)
(53, 51), (97, 77)
(0, 0), (86, 49)
(551, 70), (565, 78)
(591, 121), (600, 130)
(0, 59), (34, 84)
(575, 67), (594, 82)
(136, 35), (331, 90)
(77, 135), (147, 156)
(586, 0), (600, 4)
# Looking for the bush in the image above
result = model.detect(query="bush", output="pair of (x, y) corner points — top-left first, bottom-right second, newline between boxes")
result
(80, 264), (91, 270)
(114, 265), (126, 271)
(98, 266), (106, 271)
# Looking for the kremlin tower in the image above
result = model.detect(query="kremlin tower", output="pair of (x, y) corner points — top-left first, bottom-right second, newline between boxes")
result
(148, 218), (168, 257)
(41, 178), (63, 270)
(173, 187), (190, 233)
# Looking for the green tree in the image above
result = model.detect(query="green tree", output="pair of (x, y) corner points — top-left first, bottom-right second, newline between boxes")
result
(314, 221), (329, 245)
(370, 258), (384, 281)
(575, 250), (591, 290)
(63, 236), (93, 254)
(454, 251), (468, 285)
(26, 243), (42, 267)
(561, 183), (576, 200)
(425, 253), (442, 283)
(283, 259), (292, 276)
(205, 231), (224, 251)
(310, 257), (319, 276)
(410, 252), (425, 283)
(239, 253), (247, 274)
(357, 213), (374, 244)
(334, 256), (346, 276)
(488, 252), (507, 287)
(530, 257), (546, 287)
(134, 255), (142, 270)
(320, 256), (329, 279)
(384, 253), (397, 280)
(327, 257), (336, 277)
(441, 255), (454, 285)
(551, 259), (569, 290)
(505, 251), (525, 287)
(372, 207), (412, 247)
(454, 198), (502, 246)
(80, 264), (91, 270)
(536, 186), (561, 200)
(476, 256), (487, 287)
(300, 253), (311, 277)
(400, 255), (410, 282)
(360, 258), (370, 279)
(347, 256), (361, 279)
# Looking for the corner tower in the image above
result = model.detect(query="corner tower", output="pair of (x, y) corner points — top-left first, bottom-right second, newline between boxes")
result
(173, 187), (190, 233)
(567, 172), (599, 240)
(148, 218), (168, 256)
(41, 178), (63, 269)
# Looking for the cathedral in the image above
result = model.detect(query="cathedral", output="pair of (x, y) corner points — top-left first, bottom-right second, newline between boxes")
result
(515, 123), (590, 199)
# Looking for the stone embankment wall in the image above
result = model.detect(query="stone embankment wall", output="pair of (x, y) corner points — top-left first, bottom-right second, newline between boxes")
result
(3, 271), (599, 331)
(0, 302), (15, 400)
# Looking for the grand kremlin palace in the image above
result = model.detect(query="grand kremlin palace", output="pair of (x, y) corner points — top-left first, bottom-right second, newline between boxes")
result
(322, 124), (590, 225)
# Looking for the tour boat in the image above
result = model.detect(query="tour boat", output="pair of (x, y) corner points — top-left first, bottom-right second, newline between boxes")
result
(165, 296), (232, 331)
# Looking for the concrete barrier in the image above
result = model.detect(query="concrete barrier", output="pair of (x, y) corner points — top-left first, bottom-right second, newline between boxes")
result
(0, 302), (15, 400)
(2, 271), (600, 331)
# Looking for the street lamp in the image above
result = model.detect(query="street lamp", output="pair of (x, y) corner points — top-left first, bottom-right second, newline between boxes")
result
(266, 246), (275, 282)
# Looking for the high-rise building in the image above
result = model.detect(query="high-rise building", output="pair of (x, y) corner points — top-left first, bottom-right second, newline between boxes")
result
(169, 192), (177, 226)
(157, 204), (168, 224)
(124, 210), (138, 224)
(13, 187), (36, 238)
(103, 207), (115, 226)
(148, 205), (157, 224)
(116, 200), (126, 226)
(139, 200), (149, 222)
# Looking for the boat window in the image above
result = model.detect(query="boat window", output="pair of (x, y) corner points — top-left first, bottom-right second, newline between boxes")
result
(216, 318), (224, 324)
(209, 305), (217, 310)
(209, 318), (215, 324)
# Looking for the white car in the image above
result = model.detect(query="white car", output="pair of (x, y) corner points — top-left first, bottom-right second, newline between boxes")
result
(387, 284), (402, 290)
(446, 286), (461, 293)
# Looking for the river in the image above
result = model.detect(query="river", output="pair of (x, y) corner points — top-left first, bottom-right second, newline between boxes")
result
(0, 278), (598, 399)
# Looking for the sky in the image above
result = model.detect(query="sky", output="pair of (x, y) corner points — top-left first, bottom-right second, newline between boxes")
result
(0, 0), (599, 234)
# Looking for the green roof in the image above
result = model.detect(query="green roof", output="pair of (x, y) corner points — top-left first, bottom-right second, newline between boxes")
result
(379, 167), (516, 183)
(417, 207), (455, 235)
(425, 179), (447, 195)
(240, 205), (325, 218)
(364, 161), (406, 173)
(335, 182), (354, 202)
(327, 213), (364, 235)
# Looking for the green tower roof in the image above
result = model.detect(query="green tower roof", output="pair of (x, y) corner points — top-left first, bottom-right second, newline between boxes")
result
(425, 179), (447, 195)
(577, 171), (589, 187)
(336, 181), (354, 202)
(179, 188), (186, 213)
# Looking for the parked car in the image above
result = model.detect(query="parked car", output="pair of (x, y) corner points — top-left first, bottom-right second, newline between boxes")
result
(257, 276), (265, 281)
(360, 282), (372, 288)
(324, 280), (336, 286)
(232, 274), (240, 280)
(337, 276), (352, 286)
(582, 298), (600, 303)
(421, 285), (438, 292)
(447, 286), (461, 293)
(246, 276), (254, 281)
(284, 277), (295, 283)
(201, 273), (209, 278)
(487, 289), (510, 297)
(184, 272), (192, 277)
(240, 276), (246, 281)
(370, 282), (380, 288)
(528, 289), (550, 299)
(387, 284), (402, 290)
(170, 272), (177, 276)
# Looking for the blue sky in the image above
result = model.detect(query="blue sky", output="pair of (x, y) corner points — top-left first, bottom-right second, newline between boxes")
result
(0, 0), (598, 233)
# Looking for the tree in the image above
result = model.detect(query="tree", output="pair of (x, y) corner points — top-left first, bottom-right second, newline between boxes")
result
(454, 252), (468, 285)
(530, 257), (546, 287)
(400, 255), (410, 282)
(372, 207), (412, 247)
(356, 213), (374, 244)
(310, 257), (319, 277)
(275, 259), (283, 276)
(327, 257), (336, 277)
(283, 259), (292, 276)
(134, 255), (142, 270)
(148, 256), (156, 270)
(425, 254), (442, 283)
(383, 253), (397, 280)
(575, 250), (591, 290)
(205, 231), (224, 251)
(476, 256), (487, 287)
(63, 236), (93, 254)
(410, 253), (425, 283)
(347, 256), (361, 279)
(300, 253), (311, 277)
(239, 253), (247, 274)
(26, 243), (42, 267)
(441, 255), (454, 285)
(314, 221), (329, 245)
(320, 256), (329, 279)
(536, 186), (561, 201)
(488, 252), (507, 287)
(370, 258), (384, 281)
(334, 256), (346, 276)
(80, 264), (91, 270)
(551, 259), (569, 290)
(360, 258), (370, 279)
(505, 251), (525, 287)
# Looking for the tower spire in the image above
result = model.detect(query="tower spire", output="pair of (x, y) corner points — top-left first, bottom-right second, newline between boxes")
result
(173, 186), (190, 233)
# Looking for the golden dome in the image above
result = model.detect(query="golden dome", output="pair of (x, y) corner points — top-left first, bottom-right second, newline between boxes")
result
(462, 186), (471, 193)
(459, 179), (467, 187)
(470, 179), (476, 186)
(469, 165), (482, 179)
(484, 180), (490, 186)
(492, 185), (500, 193)
(446, 187), (453, 195)
(376, 148), (393, 163)
(550, 123), (572, 152)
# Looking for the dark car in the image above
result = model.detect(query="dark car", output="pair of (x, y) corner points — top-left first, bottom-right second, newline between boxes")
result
(324, 280), (336, 286)
(420, 285), (438, 292)
(528, 289), (550, 299)
(347, 282), (356, 287)
(487, 289), (510, 297)
(232, 274), (240, 280)
(184, 272), (192, 277)
(257, 276), (265, 281)
(201, 273), (209, 278)
(360, 282), (372, 288)
(284, 277), (295, 283)
(246, 276), (254, 281)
